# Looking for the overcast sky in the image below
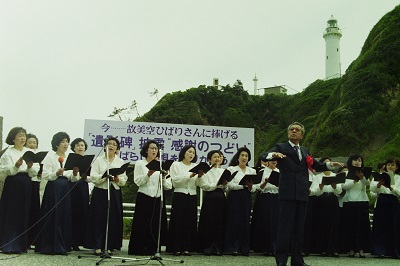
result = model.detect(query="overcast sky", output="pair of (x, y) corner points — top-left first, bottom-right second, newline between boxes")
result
(1, 0), (399, 151)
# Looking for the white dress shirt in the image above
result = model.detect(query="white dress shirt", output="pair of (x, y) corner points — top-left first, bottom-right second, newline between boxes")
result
(227, 165), (257, 192)
(134, 159), (172, 197)
(0, 146), (39, 178)
(170, 161), (199, 195)
(198, 166), (226, 192)
(89, 155), (127, 190)
(254, 167), (279, 194)
(342, 171), (370, 202)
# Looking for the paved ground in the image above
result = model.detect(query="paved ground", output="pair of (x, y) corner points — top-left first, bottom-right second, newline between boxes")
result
(0, 241), (399, 266)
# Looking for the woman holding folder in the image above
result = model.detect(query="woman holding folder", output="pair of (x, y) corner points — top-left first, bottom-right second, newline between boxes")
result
(250, 158), (279, 256)
(69, 138), (91, 251)
(35, 132), (79, 254)
(310, 157), (342, 257)
(341, 154), (371, 258)
(167, 144), (199, 256)
(128, 140), (172, 255)
(197, 150), (227, 256)
(370, 158), (400, 258)
(0, 127), (39, 254)
(85, 137), (127, 256)
(223, 147), (256, 256)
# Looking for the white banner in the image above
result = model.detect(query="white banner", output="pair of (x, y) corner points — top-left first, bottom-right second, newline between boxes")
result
(83, 119), (254, 166)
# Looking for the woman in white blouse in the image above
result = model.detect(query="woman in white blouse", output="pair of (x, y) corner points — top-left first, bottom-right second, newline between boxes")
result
(0, 127), (39, 254)
(197, 150), (227, 255)
(85, 137), (127, 256)
(250, 158), (279, 256)
(310, 157), (342, 257)
(128, 140), (172, 255)
(35, 131), (79, 255)
(167, 144), (199, 256)
(341, 154), (371, 258)
(370, 158), (400, 258)
(224, 147), (256, 256)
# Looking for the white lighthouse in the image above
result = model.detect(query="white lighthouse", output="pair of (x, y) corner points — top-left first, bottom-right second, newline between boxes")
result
(323, 15), (342, 80)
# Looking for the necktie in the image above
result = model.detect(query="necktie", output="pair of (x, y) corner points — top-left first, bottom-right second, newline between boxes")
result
(294, 145), (302, 160)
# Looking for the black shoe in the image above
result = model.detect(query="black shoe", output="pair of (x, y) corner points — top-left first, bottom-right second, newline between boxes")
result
(231, 252), (238, 256)
(72, 246), (81, 251)
(183, 251), (191, 256)
(359, 254), (366, 258)
(332, 253), (339, 257)
(94, 249), (102, 256)
(174, 251), (181, 256)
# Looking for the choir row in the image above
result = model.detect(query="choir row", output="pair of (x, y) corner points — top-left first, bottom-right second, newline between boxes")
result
(0, 127), (399, 260)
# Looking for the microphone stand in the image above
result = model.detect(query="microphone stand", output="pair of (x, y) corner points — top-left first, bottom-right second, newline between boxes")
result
(122, 147), (183, 265)
(79, 144), (137, 265)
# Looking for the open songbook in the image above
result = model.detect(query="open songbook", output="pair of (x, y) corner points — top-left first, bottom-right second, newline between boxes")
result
(217, 170), (238, 185)
(102, 162), (131, 177)
(266, 170), (280, 187)
(238, 174), (262, 185)
(64, 153), (95, 175)
(372, 171), (395, 187)
(146, 159), (174, 172)
(347, 166), (372, 181)
(189, 162), (213, 174)
(321, 172), (346, 185)
(22, 151), (48, 164)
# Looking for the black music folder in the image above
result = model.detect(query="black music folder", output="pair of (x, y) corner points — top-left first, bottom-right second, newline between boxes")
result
(0, 147), (8, 158)
(347, 166), (373, 181)
(146, 159), (174, 172)
(267, 170), (280, 187)
(22, 151), (48, 164)
(239, 174), (262, 185)
(321, 172), (346, 185)
(189, 162), (212, 174)
(372, 171), (394, 187)
(64, 153), (95, 175)
(102, 162), (130, 177)
(217, 170), (237, 185)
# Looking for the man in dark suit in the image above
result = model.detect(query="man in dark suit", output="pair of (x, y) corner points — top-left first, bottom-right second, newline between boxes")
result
(261, 122), (342, 266)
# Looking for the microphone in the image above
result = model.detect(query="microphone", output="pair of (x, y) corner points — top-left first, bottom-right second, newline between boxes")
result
(58, 156), (64, 169)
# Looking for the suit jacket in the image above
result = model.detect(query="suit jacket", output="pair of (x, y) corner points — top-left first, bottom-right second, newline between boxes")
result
(261, 142), (329, 202)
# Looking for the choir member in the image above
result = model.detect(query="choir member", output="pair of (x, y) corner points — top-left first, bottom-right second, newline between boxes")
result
(69, 138), (91, 251)
(250, 158), (279, 256)
(35, 131), (78, 255)
(341, 154), (371, 258)
(310, 157), (342, 257)
(128, 140), (172, 255)
(197, 150), (227, 256)
(167, 144), (199, 256)
(224, 147), (256, 256)
(85, 137), (127, 256)
(24, 133), (41, 247)
(0, 127), (39, 254)
(370, 158), (400, 258)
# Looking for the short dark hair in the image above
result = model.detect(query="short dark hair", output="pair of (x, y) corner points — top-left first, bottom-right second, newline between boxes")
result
(229, 147), (251, 166)
(178, 145), (197, 163)
(6, 127), (27, 145)
(346, 154), (364, 170)
(384, 158), (400, 174)
(319, 157), (331, 163)
(206, 150), (220, 161)
(140, 140), (160, 158)
(104, 137), (121, 152)
(70, 138), (88, 152)
(26, 133), (39, 148)
(51, 132), (70, 151)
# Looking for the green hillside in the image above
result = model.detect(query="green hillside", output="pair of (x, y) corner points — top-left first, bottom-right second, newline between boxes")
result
(135, 5), (400, 167)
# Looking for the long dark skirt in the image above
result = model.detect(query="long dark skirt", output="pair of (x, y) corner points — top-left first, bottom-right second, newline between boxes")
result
(0, 173), (32, 253)
(223, 189), (252, 255)
(128, 192), (168, 255)
(371, 194), (400, 258)
(302, 195), (320, 255)
(342, 201), (371, 252)
(28, 181), (41, 246)
(70, 179), (89, 247)
(166, 192), (198, 253)
(35, 176), (72, 254)
(250, 192), (279, 254)
(316, 193), (340, 255)
(84, 186), (123, 251)
(197, 189), (226, 254)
